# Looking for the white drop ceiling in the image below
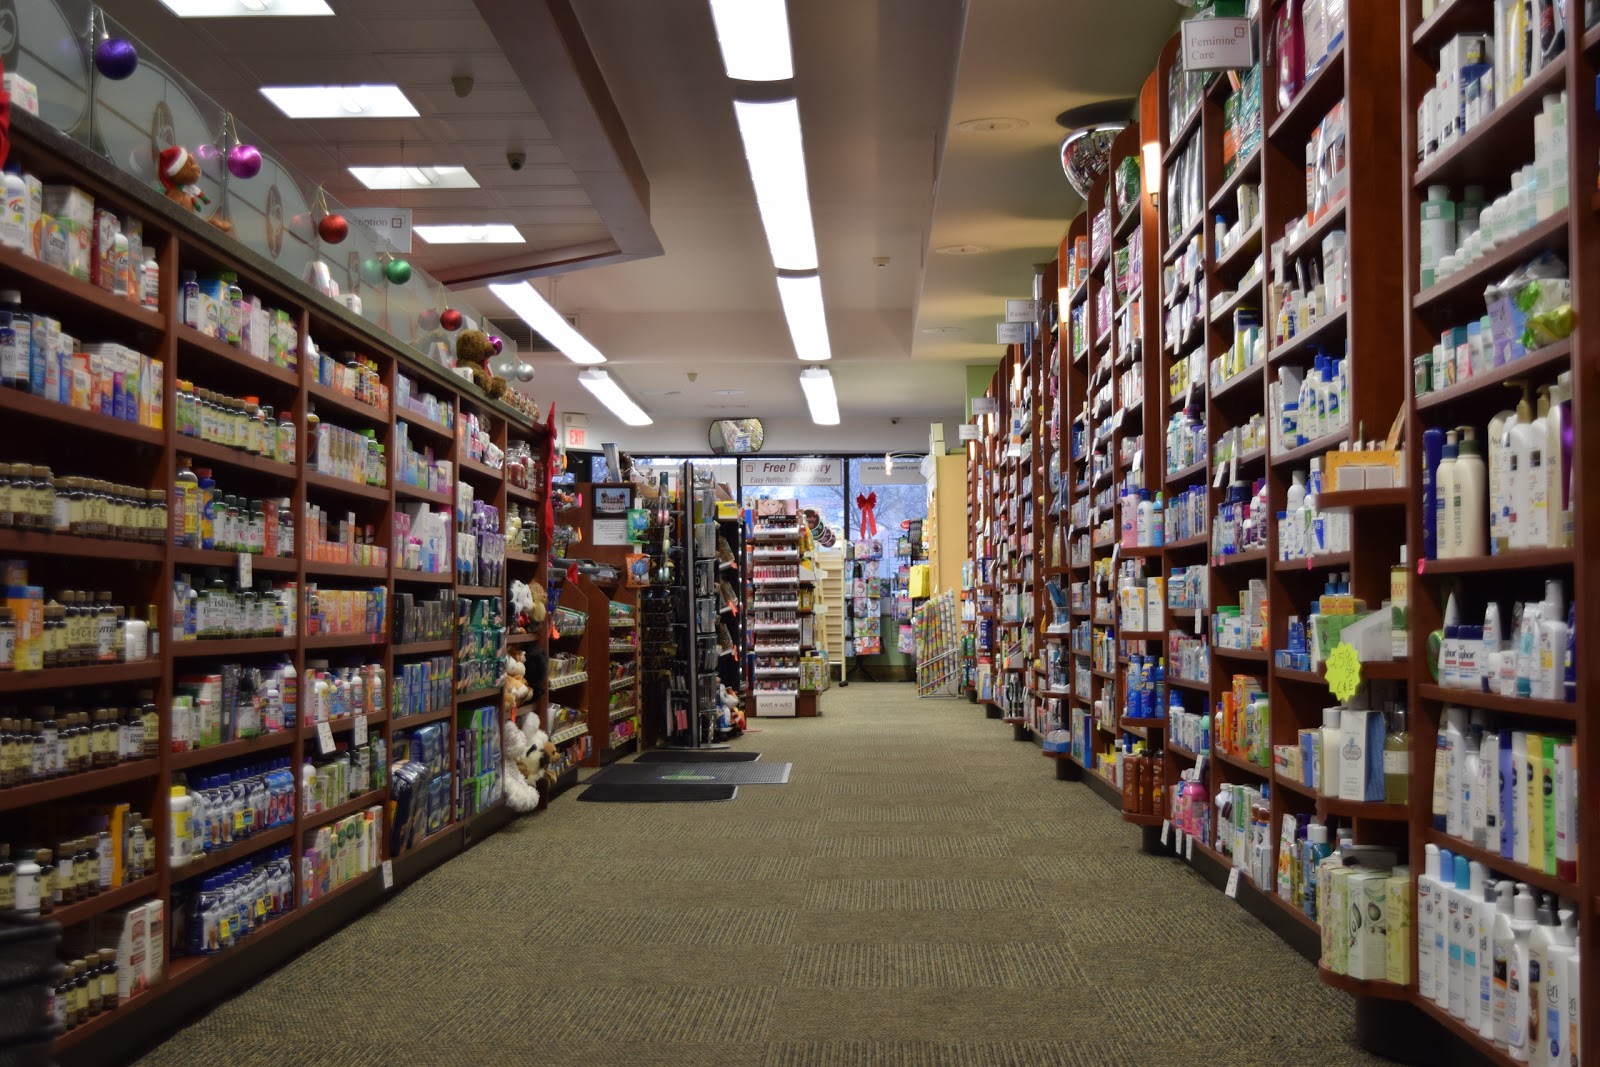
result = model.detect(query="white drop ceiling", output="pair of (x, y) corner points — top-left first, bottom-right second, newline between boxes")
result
(101, 0), (1183, 449)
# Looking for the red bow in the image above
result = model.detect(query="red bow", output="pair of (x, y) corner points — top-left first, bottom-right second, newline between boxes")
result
(856, 492), (878, 537)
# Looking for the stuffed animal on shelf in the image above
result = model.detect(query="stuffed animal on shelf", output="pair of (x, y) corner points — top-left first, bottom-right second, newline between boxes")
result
(551, 486), (582, 513)
(156, 146), (232, 233)
(503, 714), (555, 812)
(502, 648), (533, 716)
(454, 329), (509, 399)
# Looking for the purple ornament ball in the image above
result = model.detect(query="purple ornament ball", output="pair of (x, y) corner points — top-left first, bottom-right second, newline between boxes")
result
(489, 335), (503, 355)
(94, 38), (139, 81)
(227, 144), (263, 180)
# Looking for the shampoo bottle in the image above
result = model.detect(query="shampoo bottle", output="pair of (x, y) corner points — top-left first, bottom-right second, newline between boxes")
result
(1492, 381), (1533, 553)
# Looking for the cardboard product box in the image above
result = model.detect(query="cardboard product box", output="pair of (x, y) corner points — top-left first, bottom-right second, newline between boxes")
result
(1325, 864), (1352, 974)
(1385, 867), (1412, 986)
(1347, 870), (1388, 980)
(142, 899), (165, 985)
(112, 904), (149, 1000)
(40, 186), (93, 280)
(4, 73), (39, 116)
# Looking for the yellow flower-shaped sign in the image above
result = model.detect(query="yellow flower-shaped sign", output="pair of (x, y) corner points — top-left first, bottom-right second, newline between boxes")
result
(1325, 642), (1363, 705)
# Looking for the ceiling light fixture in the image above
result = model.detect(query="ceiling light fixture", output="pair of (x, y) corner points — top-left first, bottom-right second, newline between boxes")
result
(954, 117), (1028, 133)
(348, 166), (477, 190)
(260, 84), (418, 119)
(159, 0), (332, 15)
(798, 366), (839, 425)
(578, 370), (652, 426)
(732, 97), (817, 271)
(707, 0), (794, 81)
(776, 273), (831, 361)
(489, 282), (606, 365)
(934, 244), (990, 255)
(414, 224), (524, 245)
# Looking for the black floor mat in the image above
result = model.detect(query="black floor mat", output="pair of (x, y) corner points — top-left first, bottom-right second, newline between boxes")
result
(594, 762), (792, 785)
(633, 751), (760, 763)
(577, 783), (738, 803)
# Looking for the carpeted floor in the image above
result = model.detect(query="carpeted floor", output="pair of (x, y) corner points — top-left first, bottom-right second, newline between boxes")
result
(134, 684), (1389, 1066)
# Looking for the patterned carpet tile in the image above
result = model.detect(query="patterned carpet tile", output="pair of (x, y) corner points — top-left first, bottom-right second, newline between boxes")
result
(804, 878), (1044, 912)
(781, 941), (1087, 989)
(762, 1039), (1146, 1067)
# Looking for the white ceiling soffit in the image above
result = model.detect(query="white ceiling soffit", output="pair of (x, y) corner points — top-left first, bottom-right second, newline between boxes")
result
(97, 0), (660, 282)
(914, 0), (1181, 365)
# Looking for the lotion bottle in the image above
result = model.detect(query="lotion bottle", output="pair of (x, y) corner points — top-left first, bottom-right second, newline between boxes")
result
(1418, 843), (1442, 1003)
(1462, 860), (1488, 1031)
(1526, 894), (1559, 1064)
(1534, 580), (1566, 701)
(1525, 388), (1552, 546)
(1436, 430), (1461, 557)
(1448, 852), (1468, 1017)
(1492, 381), (1532, 552)
(1507, 885), (1538, 1061)
(1492, 879), (1515, 1047)
(1454, 427), (1487, 557)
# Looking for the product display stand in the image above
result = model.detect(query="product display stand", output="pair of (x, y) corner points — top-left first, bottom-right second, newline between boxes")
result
(638, 464), (720, 747)
(564, 482), (641, 764)
(715, 509), (745, 695)
(544, 572), (597, 781)
(0, 111), (547, 1066)
(744, 500), (818, 717)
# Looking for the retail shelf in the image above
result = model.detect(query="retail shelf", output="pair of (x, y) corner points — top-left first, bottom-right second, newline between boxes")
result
(172, 730), (294, 770)
(1213, 547), (1268, 569)
(1166, 675), (1210, 693)
(1420, 547), (1573, 575)
(1315, 966), (1409, 1001)
(1272, 772), (1318, 801)
(548, 672), (588, 690)
(179, 826), (293, 881)
(1163, 105), (1201, 166)
(1164, 459), (1206, 487)
(1267, 43), (1345, 144)
(1414, 59), (1567, 190)
(1425, 828), (1577, 898)
(1272, 551), (1352, 573)
(1317, 796), (1408, 821)
(1313, 487), (1408, 510)
(1163, 213), (1204, 265)
(609, 676), (636, 691)
(302, 788), (386, 832)
(0, 759), (160, 814)
(173, 547), (297, 573)
(1213, 749), (1268, 778)
(0, 387), (165, 448)
(395, 482), (452, 506)
(551, 722), (589, 745)
(393, 707), (453, 728)
(176, 436), (298, 480)
(1411, 0), (1481, 50)
(1162, 531), (1209, 553)
(1413, 995), (1521, 1067)
(456, 457), (504, 485)
(457, 585), (504, 598)
(44, 874), (163, 931)
(175, 328), (299, 390)
(305, 712), (387, 740)
(505, 482), (540, 504)
(303, 560), (387, 580)
(1212, 220), (1263, 277)
(303, 632), (386, 650)
(1415, 339), (1571, 414)
(0, 528), (163, 562)
(1208, 147), (1261, 214)
(1267, 306), (1348, 365)
(0, 243), (164, 328)
(1206, 279), (1261, 326)
(1271, 429), (1349, 468)
(0, 658), (165, 694)
(456, 685), (502, 704)
(395, 568), (454, 585)
(505, 549), (541, 565)
(307, 382), (389, 426)
(1412, 210), (1569, 317)
(395, 406), (454, 443)
(170, 636), (296, 658)
(1168, 740), (1201, 761)
(1211, 361), (1264, 404)
(506, 632), (541, 646)
(393, 639), (454, 656)
(1214, 646), (1268, 662)
(304, 471), (388, 503)
(1414, 683), (1577, 722)
(1282, 200), (1347, 263)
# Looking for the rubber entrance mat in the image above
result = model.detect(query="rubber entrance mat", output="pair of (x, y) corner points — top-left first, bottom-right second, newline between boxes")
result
(578, 783), (738, 803)
(592, 762), (792, 785)
(633, 751), (760, 763)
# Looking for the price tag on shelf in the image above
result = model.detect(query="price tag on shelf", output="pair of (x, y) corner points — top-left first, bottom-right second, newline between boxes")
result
(1185, 835), (1194, 862)
(1225, 866), (1241, 899)
(237, 552), (252, 588)
(1174, 828), (1185, 854)
(353, 714), (368, 747)
(1195, 606), (1204, 635)
(316, 721), (335, 756)
(381, 860), (394, 891)
(1161, 819), (1170, 845)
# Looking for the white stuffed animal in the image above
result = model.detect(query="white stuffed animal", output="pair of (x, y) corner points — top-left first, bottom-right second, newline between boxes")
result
(503, 712), (555, 812)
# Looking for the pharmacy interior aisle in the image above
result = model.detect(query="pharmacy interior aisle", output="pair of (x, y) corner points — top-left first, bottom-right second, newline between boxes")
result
(133, 683), (1383, 1067)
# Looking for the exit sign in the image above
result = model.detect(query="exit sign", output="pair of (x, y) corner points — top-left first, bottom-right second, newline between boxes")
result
(565, 426), (587, 448)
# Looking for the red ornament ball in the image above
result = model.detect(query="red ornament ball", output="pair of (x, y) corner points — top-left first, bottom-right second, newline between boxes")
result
(419, 308), (440, 330)
(317, 214), (349, 244)
(439, 308), (463, 332)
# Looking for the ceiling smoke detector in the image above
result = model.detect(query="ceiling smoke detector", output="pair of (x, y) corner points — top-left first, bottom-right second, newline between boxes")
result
(955, 117), (1028, 133)
(920, 326), (962, 336)
(934, 243), (990, 256)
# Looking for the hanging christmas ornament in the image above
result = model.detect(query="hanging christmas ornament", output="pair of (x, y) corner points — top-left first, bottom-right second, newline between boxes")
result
(227, 143), (263, 180)
(359, 257), (385, 286)
(439, 308), (464, 332)
(490, 354), (516, 379)
(514, 361), (535, 382)
(94, 37), (139, 80)
(195, 142), (225, 181)
(419, 308), (440, 330)
(384, 258), (412, 285)
(489, 335), (503, 355)
(318, 213), (349, 244)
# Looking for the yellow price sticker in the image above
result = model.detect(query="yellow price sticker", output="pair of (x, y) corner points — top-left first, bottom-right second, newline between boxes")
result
(1324, 642), (1363, 704)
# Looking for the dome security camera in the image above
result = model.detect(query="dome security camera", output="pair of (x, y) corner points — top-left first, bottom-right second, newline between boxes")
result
(506, 150), (526, 172)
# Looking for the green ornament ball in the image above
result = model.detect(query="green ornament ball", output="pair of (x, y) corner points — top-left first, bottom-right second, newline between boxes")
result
(359, 257), (385, 286)
(385, 258), (413, 285)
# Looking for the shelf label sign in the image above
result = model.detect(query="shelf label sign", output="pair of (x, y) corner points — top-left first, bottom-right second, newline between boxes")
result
(1225, 866), (1241, 898)
(1004, 298), (1037, 322)
(996, 321), (1029, 345)
(316, 721), (335, 756)
(353, 714), (368, 747)
(760, 692), (797, 716)
(1181, 16), (1254, 71)
(740, 458), (842, 486)
(381, 860), (394, 890)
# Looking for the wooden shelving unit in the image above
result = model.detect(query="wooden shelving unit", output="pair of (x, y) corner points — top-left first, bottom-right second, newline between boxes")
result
(0, 111), (549, 1064)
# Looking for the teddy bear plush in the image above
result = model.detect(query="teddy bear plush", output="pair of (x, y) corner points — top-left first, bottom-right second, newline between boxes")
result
(156, 146), (232, 233)
(503, 714), (555, 812)
(454, 329), (509, 400)
(502, 648), (533, 716)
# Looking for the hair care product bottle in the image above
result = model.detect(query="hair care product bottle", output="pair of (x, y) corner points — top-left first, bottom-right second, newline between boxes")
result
(1454, 426), (1487, 557)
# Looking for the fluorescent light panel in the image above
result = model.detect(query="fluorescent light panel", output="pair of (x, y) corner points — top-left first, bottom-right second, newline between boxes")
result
(414, 224), (524, 245)
(776, 273), (831, 361)
(733, 98), (817, 271)
(798, 367), (839, 425)
(707, 0), (794, 81)
(578, 370), (652, 426)
(159, 0), (332, 14)
(348, 166), (477, 191)
(260, 84), (418, 119)
(489, 282), (606, 365)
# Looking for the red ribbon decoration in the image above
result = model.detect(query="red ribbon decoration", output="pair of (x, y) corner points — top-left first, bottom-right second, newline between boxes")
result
(856, 492), (878, 537)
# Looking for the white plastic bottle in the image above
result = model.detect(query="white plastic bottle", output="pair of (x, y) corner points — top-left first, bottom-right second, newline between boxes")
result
(1477, 876), (1497, 1041)
(1540, 907), (1575, 1067)
(1461, 860), (1487, 1031)
(1448, 852), (1468, 1017)
(1444, 707), (1468, 838)
(1526, 894), (1559, 1065)
(1525, 388), (1552, 546)
(0, 166), (26, 250)
(1436, 430), (1461, 558)
(141, 256), (160, 310)
(1534, 580), (1567, 701)
(1454, 426), (1487, 557)
(1492, 879), (1516, 1047)
(169, 786), (193, 868)
(1418, 844), (1442, 1003)
(1492, 382), (1532, 552)
(1507, 884), (1538, 1061)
